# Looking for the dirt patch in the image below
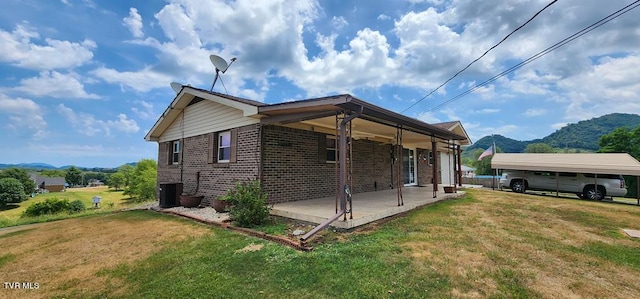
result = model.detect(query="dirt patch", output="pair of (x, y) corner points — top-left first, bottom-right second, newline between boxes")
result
(0, 211), (210, 299)
(235, 243), (264, 253)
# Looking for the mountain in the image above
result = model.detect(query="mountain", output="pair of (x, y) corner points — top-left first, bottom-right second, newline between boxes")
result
(0, 163), (58, 170)
(541, 113), (640, 150)
(465, 135), (529, 153)
(465, 113), (640, 153)
(0, 163), (135, 171)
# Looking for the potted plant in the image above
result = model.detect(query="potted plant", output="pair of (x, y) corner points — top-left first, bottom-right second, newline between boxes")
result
(212, 196), (229, 213)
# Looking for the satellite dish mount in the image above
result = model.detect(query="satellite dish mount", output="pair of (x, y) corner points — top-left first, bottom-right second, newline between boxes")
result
(209, 54), (236, 92)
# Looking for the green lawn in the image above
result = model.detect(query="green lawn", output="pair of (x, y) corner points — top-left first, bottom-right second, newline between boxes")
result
(1, 189), (639, 299)
(0, 186), (150, 228)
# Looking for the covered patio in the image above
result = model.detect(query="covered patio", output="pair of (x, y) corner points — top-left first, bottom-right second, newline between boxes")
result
(271, 186), (466, 229)
(259, 94), (470, 241)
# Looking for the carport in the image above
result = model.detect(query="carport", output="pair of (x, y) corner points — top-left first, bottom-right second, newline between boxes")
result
(491, 153), (640, 205)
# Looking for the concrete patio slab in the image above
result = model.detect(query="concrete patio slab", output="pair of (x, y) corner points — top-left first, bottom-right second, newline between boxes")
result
(271, 186), (465, 229)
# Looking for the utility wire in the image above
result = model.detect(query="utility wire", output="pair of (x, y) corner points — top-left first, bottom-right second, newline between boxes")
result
(426, 0), (640, 112)
(401, 0), (558, 113)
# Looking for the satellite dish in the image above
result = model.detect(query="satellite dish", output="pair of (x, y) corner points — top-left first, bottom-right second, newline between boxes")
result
(210, 55), (229, 73)
(208, 55), (237, 92)
(170, 82), (182, 93)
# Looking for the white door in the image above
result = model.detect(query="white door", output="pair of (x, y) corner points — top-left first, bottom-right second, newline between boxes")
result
(402, 148), (417, 185)
(440, 152), (452, 185)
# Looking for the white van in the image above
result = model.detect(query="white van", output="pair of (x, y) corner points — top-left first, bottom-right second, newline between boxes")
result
(500, 170), (627, 200)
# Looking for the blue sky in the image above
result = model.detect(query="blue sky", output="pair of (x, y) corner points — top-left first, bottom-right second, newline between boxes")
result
(1, 0), (639, 167)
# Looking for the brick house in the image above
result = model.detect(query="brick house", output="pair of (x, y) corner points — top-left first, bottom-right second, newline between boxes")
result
(145, 86), (470, 209)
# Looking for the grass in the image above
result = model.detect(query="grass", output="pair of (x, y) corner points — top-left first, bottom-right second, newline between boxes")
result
(0, 186), (152, 228)
(1, 189), (640, 298)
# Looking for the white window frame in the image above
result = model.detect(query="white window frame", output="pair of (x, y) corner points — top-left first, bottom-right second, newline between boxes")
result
(172, 140), (180, 164)
(326, 136), (338, 163)
(218, 131), (231, 163)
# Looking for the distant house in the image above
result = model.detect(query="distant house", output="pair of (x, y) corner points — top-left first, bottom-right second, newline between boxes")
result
(461, 165), (476, 177)
(87, 179), (104, 187)
(29, 173), (66, 193)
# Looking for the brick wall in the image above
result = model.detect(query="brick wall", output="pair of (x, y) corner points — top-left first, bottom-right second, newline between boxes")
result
(261, 125), (394, 203)
(156, 122), (441, 206)
(157, 124), (261, 206)
(417, 148), (439, 186)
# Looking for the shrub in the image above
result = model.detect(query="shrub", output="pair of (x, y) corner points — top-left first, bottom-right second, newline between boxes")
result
(23, 198), (70, 217)
(220, 180), (270, 227)
(68, 200), (86, 214)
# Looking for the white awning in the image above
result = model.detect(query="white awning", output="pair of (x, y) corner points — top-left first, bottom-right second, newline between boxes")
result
(491, 153), (640, 176)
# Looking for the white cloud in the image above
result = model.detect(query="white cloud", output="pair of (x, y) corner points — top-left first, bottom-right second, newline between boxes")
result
(56, 104), (139, 136)
(523, 108), (547, 117)
(417, 111), (441, 123)
(0, 94), (46, 138)
(377, 14), (390, 21)
(107, 114), (139, 133)
(155, 3), (202, 48)
(331, 16), (348, 30)
(282, 28), (397, 96)
(557, 54), (640, 121)
(12, 71), (100, 99)
(91, 67), (173, 92)
(440, 107), (460, 121)
(123, 7), (144, 38)
(473, 108), (500, 114)
(0, 24), (96, 70)
(131, 100), (156, 120)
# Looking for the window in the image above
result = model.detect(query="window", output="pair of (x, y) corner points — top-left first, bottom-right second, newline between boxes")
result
(326, 136), (337, 162)
(218, 131), (231, 162)
(428, 151), (433, 165)
(171, 140), (180, 164)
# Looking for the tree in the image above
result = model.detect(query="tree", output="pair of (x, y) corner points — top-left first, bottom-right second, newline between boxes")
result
(598, 126), (640, 158)
(472, 146), (503, 175)
(65, 166), (83, 187)
(0, 178), (26, 207)
(83, 172), (107, 184)
(124, 159), (157, 201)
(599, 125), (640, 198)
(0, 167), (36, 195)
(524, 143), (555, 153)
(108, 172), (126, 191)
(118, 164), (135, 189)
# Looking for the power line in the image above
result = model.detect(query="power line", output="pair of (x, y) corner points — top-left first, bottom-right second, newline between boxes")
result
(426, 0), (640, 112)
(401, 0), (558, 113)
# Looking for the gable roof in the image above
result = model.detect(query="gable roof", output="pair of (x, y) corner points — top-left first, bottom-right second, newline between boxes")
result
(144, 86), (264, 141)
(432, 121), (472, 145)
(491, 153), (640, 176)
(32, 175), (66, 186)
(145, 88), (468, 143)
